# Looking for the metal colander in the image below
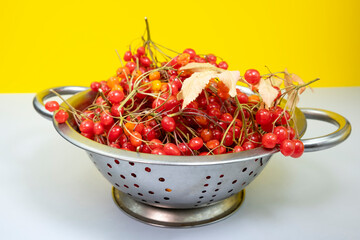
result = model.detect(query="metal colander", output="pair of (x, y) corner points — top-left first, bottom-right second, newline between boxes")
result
(33, 86), (351, 227)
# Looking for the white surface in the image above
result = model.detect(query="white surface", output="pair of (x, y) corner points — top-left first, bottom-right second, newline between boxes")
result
(0, 87), (359, 240)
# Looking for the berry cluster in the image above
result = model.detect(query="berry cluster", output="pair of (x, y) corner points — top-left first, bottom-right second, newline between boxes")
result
(44, 20), (306, 158)
(45, 46), (304, 158)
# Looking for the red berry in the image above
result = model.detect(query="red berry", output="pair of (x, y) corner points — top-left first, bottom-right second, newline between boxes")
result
(183, 48), (196, 59)
(280, 139), (295, 156)
(137, 46), (145, 56)
(151, 148), (166, 155)
(206, 139), (220, 149)
(142, 126), (156, 141)
(107, 90), (125, 104)
(130, 131), (142, 147)
(273, 126), (288, 144)
(163, 143), (181, 156)
(149, 139), (163, 150)
(140, 56), (151, 67)
(206, 54), (217, 63)
(244, 69), (261, 85)
(291, 140), (304, 158)
(125, 62), (136, 73)
(161, 116), (176, 132)
(256, 109), (271, 125)
(100, 111), (114, 126)
(262, 133), (278, 149)
(45, 101), (59, 112)
(80, 119), (94, 134)
(218, 61), (228, 70)
(188, 137), (203, 150)
(54, 110), (68, 123)
(123, 51), (132, 61)
(236, 91), (248, 104)
(178, 143), (191, 155)
(93, 122), (104, 135)
(90, 82), (101, 92)
(108, 125), (123, 142)
(242, 141), (256, 150)
(110, 104), (124, 117)
(233, 146), (244, 152)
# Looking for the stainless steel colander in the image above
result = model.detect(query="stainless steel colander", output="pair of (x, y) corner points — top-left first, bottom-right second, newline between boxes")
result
(33, 86), (351, 227)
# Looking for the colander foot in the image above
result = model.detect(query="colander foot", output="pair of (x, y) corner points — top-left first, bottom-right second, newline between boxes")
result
(112, 187), (245, 228)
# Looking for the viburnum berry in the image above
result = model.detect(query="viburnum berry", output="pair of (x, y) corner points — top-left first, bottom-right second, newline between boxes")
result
(177, 53), (191, 66)
(100, 111), (114, 127)
(123, 51), (132, 61)
(280, 139), (295, 156)
(262, 133), (278, 149)
(233, 145), (244, 152)
(108, 125), (123, 142)
(149, 139), (163, 150)
(242, 141), (256, 150)
(218, 61), (228, 70)
(140, 56), (151, 67)
(256, 109), (272, 125)
(54, 110), (68, 123)
(244, 69), (261, 85)
(107, 90), (125, 104)
(291, 140), (304, 158)
(206, 54), (217, 63)
(213, 146), (226, 154)
(137, 46), (146, 56)
(93, 122), (104, 135)
(151, 148), (166, 155)
(80, 119), (94, 134)
(90, 81), (101, 92)
(163, 143), (181, 156)
(130, 131), (142, 147)
(161, 116), (176, 132)
(178, 143), (191, 156)
(125, 62), (136, 73)
(273, 126), (288, 144)
(45, 101), (59, 112)
(188, 137), (203, 150)
(183, 48), (196, 59)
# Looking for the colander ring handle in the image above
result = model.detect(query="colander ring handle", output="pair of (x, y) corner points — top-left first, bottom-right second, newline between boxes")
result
(33, 86), (89, 120)
(300, 108), (351, 152)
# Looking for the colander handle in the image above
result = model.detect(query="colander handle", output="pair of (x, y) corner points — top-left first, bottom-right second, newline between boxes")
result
(300, 108), (351, 152)
(33, 86), (89, 120)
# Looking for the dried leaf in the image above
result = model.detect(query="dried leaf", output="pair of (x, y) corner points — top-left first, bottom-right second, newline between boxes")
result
(180, 62), (224, 73)
(291, 73), (306, 94)
(269, 76), (283, 88)
(217, 71), (241, 97)
(286, 90), (299, 113)
(177, 71), (218, 109)
(258, 78), (279, 108)
(284, 68), (293, 88)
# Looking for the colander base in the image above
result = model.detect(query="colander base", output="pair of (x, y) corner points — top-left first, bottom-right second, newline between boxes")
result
(112, 187), (245, 228)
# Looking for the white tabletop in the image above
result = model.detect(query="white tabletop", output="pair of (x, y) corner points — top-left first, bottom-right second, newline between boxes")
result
(0, 87), (359, 240)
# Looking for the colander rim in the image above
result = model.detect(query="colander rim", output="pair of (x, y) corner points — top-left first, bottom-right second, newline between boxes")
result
(53, 87), (306, 166)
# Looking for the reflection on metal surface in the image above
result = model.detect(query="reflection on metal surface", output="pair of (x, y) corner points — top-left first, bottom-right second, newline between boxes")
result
(112, 187), (245, 227)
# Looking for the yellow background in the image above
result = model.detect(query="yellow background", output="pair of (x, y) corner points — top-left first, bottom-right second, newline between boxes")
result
(1, 0), (359, 93)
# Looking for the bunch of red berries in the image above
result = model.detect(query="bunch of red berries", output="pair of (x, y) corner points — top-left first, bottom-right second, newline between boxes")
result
(45, 45), (304, 158)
